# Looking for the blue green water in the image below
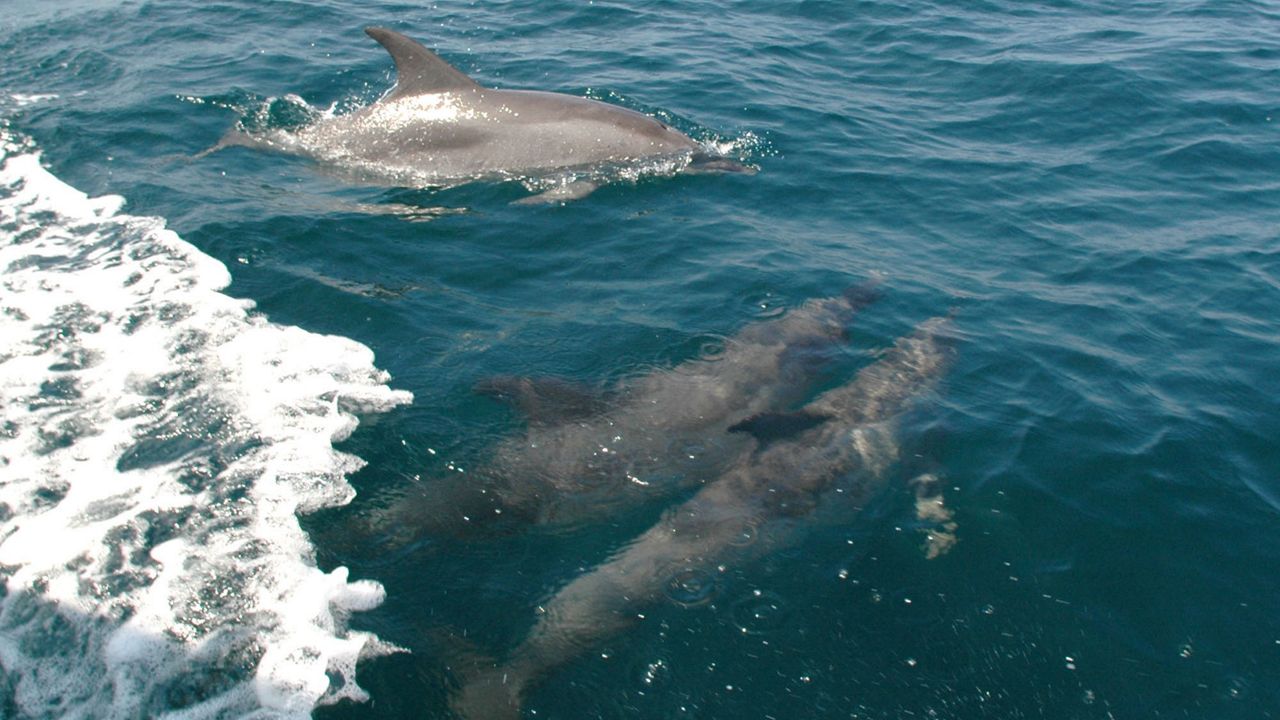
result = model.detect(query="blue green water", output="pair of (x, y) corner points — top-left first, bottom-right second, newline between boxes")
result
(2, 1), (1278, 718)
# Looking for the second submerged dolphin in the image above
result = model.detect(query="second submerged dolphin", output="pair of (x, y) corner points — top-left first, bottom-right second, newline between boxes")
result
(226, 27), (752, 202)
(450, 313), (955, 719)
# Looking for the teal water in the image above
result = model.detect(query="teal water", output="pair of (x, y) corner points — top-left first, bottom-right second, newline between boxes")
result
(2, 1), (1278, 718)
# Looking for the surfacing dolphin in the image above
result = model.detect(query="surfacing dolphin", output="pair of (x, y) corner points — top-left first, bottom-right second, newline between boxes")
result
(224, 27), (753, 203)
(388, 281), (881, 539)
(450, 313), (956, 720)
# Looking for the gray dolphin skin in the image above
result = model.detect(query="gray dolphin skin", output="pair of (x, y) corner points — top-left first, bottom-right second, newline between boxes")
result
(230, 27), (752, 202)
(450, 313), (955, 720)
(390, 282), (881, 538)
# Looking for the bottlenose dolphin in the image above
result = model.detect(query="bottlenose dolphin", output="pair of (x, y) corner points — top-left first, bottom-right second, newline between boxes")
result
(390, 282), (881, 538)
(225, 27), (752, 202)
(450, 313), (954, 720)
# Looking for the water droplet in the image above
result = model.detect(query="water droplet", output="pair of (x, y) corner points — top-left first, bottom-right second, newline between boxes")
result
(1224, 675), (1249, 700)
(728, 518), (759, 547)
(641, 659), (667, 686)
(743, 292), (787, 319)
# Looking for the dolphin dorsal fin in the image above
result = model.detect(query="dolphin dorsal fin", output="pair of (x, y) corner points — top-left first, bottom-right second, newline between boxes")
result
(727, 411), (832, 445)
(365, 27), (481, 99)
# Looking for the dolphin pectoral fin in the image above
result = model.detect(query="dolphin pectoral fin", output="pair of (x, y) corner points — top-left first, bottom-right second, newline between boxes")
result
(426, 627), (526, 720)
(365, 27), (481, 99)
(513, 180), (601, 205)
(686, 152), (758, 175)
(452, 668), (525, 720)
(727, 410), (833, 444)
(474, 375), (609, 426)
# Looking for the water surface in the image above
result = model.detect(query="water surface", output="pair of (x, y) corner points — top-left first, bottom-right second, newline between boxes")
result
(2, 1), (1278, 717)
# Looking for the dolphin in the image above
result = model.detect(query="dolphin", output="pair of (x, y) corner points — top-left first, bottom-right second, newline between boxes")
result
(449, 313), (954, 720)
(224, 27), (753, 202)
(388, 282), (882, 539)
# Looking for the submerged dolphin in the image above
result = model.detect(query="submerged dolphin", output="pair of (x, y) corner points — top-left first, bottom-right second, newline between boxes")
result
(389, 282), (881, 538)
(450, 313), (955, 719)
(226, 27), (752, 202)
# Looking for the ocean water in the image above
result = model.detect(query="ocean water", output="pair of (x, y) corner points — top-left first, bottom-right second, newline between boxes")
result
(2, 1), (1278, 718)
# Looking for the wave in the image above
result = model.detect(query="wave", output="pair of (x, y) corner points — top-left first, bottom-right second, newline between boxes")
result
(0, 127), (411, 717)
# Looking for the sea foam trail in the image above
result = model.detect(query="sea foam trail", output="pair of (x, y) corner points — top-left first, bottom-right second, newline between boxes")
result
(0, 129), (412, 718)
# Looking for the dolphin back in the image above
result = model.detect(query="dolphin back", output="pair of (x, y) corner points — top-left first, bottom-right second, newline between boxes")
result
(816, 314), (953, 425)
(364, 27), (481, 100)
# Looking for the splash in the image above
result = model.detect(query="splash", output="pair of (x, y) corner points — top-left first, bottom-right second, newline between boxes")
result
(0, 129), (412, 717)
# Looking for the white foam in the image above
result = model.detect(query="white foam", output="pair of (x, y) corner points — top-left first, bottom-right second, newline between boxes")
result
(0, 129), (412, 717)
(5, 93), (60, 108)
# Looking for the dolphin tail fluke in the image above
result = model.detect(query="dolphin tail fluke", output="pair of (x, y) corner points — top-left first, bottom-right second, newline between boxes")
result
(191, 127), (254, 160)
(190, 144), (222, 161)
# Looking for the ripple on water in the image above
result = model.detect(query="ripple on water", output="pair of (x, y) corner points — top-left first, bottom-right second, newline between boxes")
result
(665, 567), (719, 607)
(695, 334), (728, 362)
(740, 289), (789, 320)
(730, 589), (790, 636)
